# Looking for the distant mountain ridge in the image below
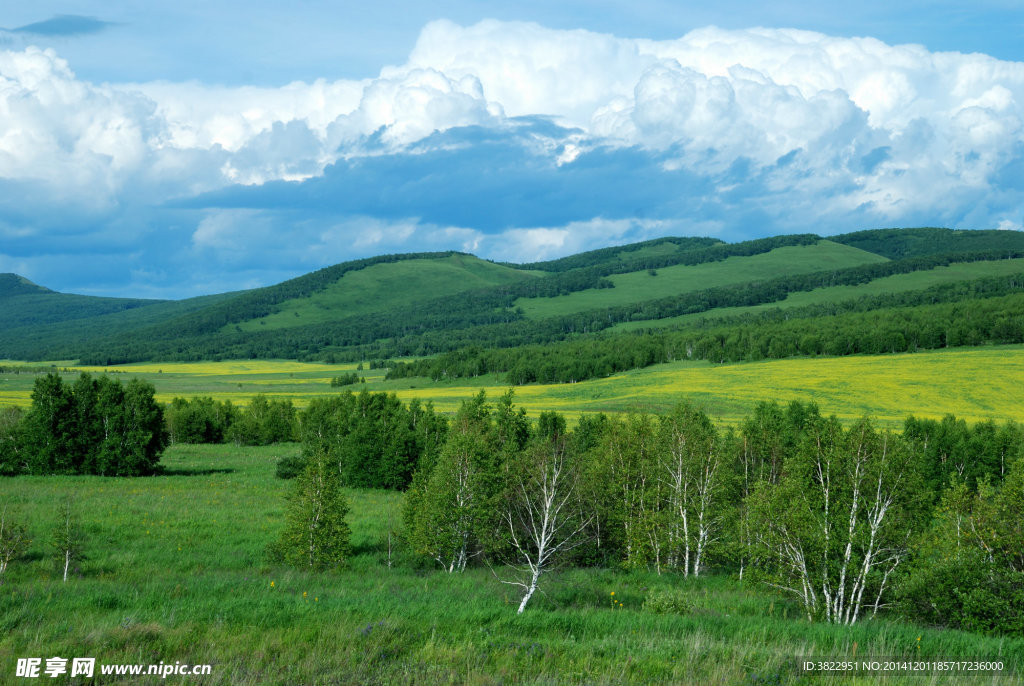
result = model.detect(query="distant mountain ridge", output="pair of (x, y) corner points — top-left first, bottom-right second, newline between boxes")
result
(3, 227), (1024, 365)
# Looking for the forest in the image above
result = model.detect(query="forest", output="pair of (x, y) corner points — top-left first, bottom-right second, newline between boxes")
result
(386, 283), (1024, 384)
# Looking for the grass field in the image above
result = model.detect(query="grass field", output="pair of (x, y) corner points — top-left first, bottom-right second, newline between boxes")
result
(1, 444), (1019, 684)
(3, 346), (1023, 428)
(612, 258), (1024, 332)
(228, 255), (536, 334)
(514, 241), (888, 320)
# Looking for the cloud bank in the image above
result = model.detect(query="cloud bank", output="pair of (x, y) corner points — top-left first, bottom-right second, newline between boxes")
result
(2, 20), (1023, 296)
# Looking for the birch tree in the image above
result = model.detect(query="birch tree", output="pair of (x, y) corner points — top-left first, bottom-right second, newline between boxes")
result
(405, 392), (496, 572)
(50, 500), (83, 582)
(750, 417), (923, 623)
(411, 431), (482, 572)
(598, 413), (660, 570)
(276, 451), (351, 570)
(496, 439), (591, 613)
(657, 403), (724, 576)
(0, 507), (29, 584)
(736, 402), (790, 578)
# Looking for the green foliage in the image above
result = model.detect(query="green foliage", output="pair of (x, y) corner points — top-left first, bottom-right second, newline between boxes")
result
(404, 393), (498, 572)
(576, 404), (735, 575)
(273, 452), (352, 570)
(898, 463), (1024, 635)
(536, 411), (566, 443)
(329, 372), (363, 387)
(642, 589), (694, 615)
(747, 418), (929, 623)
(0, 407), (25, 476)
(513, 235), (722, 272)
(301, 391), (446, 490)
(898, 547), (1024, 636)
(493, 389), (530, 453)
(834, 227), (1024, 260)
(228, 395), (298, 446)
(165, 396), (238, 444)
(584, 412), (660, 569)
(904, 415), (1023, 495)
(17, 373), (166, 476)
(0, 508), (30, 582)
(275, 454), (309, 479)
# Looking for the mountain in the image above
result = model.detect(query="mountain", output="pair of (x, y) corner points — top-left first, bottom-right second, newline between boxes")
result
(3, 228), (1024, 367)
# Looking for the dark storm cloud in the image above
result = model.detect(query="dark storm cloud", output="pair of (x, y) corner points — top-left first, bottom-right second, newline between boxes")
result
(10, 15), (116, 37)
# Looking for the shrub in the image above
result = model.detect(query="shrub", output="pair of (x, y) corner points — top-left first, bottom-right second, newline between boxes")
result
(642, 589), (693, 615)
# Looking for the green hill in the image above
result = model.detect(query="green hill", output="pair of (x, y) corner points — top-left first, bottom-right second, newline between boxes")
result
(4, 227), (1024, 366)
(0, 274), (164, 330)
(514, 236), (723, 272)
(230, 253), (538, 333)
(832, 227), (1024, 259)
(515, 240), (887, 319)
(612, 256), (1024, 332)
(0, 273), (53, 298)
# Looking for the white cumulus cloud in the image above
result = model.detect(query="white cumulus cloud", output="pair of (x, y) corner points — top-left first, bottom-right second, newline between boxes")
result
(3, 19), (1024, 295)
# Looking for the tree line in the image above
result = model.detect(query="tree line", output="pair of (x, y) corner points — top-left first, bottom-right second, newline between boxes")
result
(0, 383), (306, 476)
(386, 285), (1024, 384)
(164, 394), (299, 446)
(273, 389), (1022, 631)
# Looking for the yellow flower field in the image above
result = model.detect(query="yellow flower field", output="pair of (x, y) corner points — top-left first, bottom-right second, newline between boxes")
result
(2, 346), (1022, 427)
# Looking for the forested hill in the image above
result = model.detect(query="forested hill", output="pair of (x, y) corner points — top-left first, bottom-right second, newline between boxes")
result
(3, 228), (1024, 367)
(0, 274), (53, 298)
(0, 274), (166, 330)
(832, 227), (1024, 259)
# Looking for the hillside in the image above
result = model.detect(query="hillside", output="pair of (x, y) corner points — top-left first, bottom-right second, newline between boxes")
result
(2, 228), (1024, 368)
(0, 275), (164, 329)
(515, 240), (887, 319)
(0, 273), (53, 298)
(229, 253), (538, 333)
(612, 256), (1024, 332)
(833, 227), (1024, 259)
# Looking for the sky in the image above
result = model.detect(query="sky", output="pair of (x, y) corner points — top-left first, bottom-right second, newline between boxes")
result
(1, 2), (1023, 298)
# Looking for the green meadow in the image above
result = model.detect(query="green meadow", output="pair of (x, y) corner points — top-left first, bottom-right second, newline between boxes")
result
(1, 444), (1019, 685)
(514, 241), (887, 320)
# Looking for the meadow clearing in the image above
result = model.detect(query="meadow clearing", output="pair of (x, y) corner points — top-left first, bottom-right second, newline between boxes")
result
(611, 258), (1024, 333)
(1, 444), (1020, 684)
(3, 345), (1023, 428)
(514, 241), (887, 320)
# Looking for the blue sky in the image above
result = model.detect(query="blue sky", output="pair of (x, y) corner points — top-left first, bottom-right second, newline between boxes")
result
(1, 2), (1023, 298)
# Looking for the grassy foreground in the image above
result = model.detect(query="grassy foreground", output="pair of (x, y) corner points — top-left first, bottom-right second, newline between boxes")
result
(4, 345), (1024, 427)
(1, 445), (1021, 685)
